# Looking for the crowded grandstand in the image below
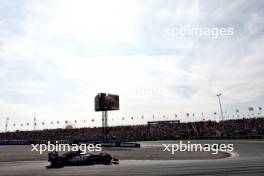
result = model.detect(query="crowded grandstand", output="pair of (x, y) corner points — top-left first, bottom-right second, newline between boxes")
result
(1, 117), (264, 144)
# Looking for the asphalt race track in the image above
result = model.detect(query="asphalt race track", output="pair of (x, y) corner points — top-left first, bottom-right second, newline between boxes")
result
(0, 140), (263, 176)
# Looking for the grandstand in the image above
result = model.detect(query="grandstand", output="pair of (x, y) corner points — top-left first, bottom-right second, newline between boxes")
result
(0, 117), (264, 144)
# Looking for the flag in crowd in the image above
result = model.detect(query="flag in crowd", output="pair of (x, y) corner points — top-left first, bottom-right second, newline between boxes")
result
(249, 107), (254, 111)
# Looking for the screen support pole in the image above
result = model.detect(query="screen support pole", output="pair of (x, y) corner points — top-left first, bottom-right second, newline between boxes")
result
(102, 111), (108, 142)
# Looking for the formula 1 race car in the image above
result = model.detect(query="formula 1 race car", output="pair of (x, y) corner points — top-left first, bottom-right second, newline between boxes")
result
(47, 151), (119, 168)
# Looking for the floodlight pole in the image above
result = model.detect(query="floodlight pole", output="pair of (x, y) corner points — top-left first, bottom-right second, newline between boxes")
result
(5, 117), (9, 133)
(33, 114), (37, 131)
(217, 93), (224, 121)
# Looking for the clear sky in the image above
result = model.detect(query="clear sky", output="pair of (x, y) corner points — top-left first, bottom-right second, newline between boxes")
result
(0, 0), (263, 131)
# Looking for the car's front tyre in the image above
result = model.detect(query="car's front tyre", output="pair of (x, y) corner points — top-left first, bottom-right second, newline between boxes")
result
(102, 154), (112, 165)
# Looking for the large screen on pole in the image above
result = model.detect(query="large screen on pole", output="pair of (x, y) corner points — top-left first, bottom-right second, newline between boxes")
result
(95, 93), (119, 111)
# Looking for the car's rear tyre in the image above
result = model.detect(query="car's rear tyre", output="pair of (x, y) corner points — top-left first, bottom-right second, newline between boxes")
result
(51, 158), (64, 168)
